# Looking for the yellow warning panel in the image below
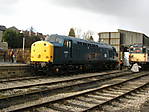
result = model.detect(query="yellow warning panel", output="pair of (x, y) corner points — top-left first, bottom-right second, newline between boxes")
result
(31, 41), (54, 62)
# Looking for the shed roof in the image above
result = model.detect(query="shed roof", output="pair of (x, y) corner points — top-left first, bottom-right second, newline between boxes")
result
(0, 25), (6, 31)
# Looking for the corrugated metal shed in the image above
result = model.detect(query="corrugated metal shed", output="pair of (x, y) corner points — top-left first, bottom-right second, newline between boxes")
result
(99, 32), (120, 52)
(143, 34), (149, 46)
(118, 29), (144, 46)
(98, 29), (149, 60)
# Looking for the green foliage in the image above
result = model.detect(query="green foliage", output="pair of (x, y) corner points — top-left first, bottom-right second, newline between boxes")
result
(3, 29), (23, 48)
(25, 35), (40, 48)
(68, 28), (75, 37)
(2, 29), (41, 49)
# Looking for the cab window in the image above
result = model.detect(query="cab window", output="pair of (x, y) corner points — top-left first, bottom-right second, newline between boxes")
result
(46, 35), (63, 44)
(64, 40), (72, 48)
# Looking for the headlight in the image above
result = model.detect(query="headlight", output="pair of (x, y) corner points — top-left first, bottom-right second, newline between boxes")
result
(41, 62), (46, 67)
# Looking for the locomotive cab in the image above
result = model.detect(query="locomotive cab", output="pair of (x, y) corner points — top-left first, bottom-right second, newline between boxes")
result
(129, 44), (149, 65)
(31, 41), (54, 62)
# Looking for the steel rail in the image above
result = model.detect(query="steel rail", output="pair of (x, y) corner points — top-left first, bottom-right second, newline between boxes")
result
(1, 72), (149, 112)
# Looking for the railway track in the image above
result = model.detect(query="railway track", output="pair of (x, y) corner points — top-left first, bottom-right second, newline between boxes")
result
(0, 76), (46, 83)
(0, 70), (149, 111)
(0, 70), (115, 83)
(0, 70), (122, 92)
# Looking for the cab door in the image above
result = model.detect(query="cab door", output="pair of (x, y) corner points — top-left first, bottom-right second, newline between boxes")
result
(63, 40), (72, 63)
(68, 40), (72, 58)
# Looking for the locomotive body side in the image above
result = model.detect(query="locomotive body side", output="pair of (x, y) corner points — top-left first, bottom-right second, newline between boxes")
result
(30, 34), (118, 74)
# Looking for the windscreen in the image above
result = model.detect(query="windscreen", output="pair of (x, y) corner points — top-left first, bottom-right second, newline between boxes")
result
(129, 45), (145, 53)
(45, 35), (64, 44)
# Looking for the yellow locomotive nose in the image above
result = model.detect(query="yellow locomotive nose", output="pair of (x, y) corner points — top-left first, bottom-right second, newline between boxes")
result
(31, 41), (54, 62)
(130, 53), (147, 62)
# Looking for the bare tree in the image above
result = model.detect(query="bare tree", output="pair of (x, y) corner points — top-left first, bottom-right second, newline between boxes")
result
(74, 27), (82, 38)
(82, 30), (94, 41)
(68, 28), (95, 41)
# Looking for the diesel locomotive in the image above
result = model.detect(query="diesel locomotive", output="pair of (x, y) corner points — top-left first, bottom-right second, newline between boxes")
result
(30, 34), (118, 74)
(129, 44), (149, 67)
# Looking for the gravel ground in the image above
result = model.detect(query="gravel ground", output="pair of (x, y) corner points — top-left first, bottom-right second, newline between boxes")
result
(32, 89), (149, 112)
(0, 71), (118, 90)
(101, 88), (149, 112)
(2, 71), (149, 112)
(0, 71), (127, 99)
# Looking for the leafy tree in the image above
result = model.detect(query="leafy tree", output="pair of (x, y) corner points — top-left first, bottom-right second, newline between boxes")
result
(25, 35), (40, 48)
(3, 29), (23, 48)
(3, 28), (41, 49)
(68, 28), (75, 37)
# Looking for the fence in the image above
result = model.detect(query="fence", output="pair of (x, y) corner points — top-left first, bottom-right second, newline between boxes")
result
(0, 48), (31, 64)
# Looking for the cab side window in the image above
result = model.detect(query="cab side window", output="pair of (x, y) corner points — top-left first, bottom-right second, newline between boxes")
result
(64, 40), (69, 47)
(64, 40), (67, 46)
(64, 40), (72, 48)
(68, 41), (72, 48)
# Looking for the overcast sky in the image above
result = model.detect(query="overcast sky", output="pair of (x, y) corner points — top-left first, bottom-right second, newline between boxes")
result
(1, 0), (149, 41)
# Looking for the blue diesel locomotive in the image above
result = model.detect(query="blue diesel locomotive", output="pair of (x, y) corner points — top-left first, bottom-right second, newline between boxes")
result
(30, 34), (118, 74)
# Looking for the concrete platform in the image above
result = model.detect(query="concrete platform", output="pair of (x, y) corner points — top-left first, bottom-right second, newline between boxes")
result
(0, 62), (28, 66)
(0, 62), (30, 78)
